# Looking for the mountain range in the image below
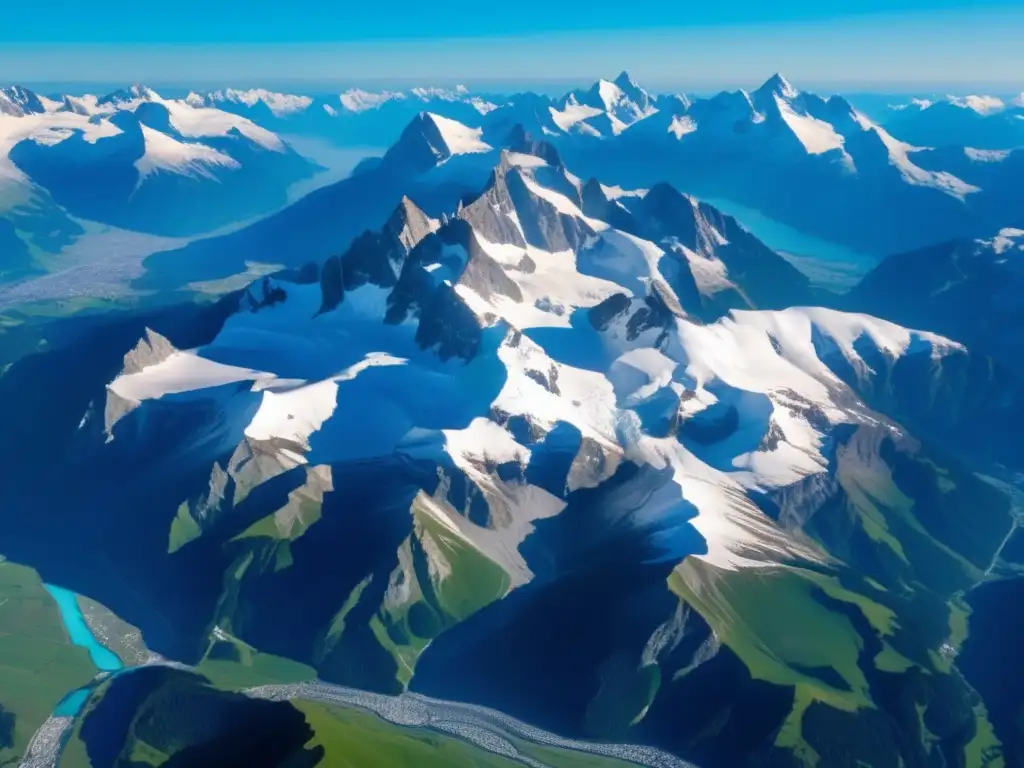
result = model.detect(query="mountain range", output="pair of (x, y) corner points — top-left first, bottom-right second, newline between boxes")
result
(3, 121), (1024, 767)
(0, 83), (319, 279)
(6, 72), (1024, 291)
(186, 84), (499, 146)
(882, 93), (1024, 150)
(137, 73), (1024, 280)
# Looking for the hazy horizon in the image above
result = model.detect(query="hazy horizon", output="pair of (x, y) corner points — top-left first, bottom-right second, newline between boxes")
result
(3, 3), (1023, 91)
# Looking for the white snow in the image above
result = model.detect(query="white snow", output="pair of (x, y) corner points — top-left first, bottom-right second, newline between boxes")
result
(108, 351), (269, 404)
(671, 243), (736, 296)
(93, 134), (982, 588)
(201, 88), (314, 116)
(949, 94), (1006, 115)
(889, 97), (933, 112)
(0, 108), (124, 186)
(443, 417), (531, 467)
(339, 89), (406, 112)
(870, 125), (979, 199)
(134, 124), (240, 185)
(668, 115), (698, 139)
(517, 170), (607, 231)
(461, 232), (623, 329)
(244, 378), (339, 449)
(160, 96), (285, 151)
(964, 147), (1010, 162)
(987, 228), (1024, 255)
(774, 95), (846, 154)
(549, 100), (605, 133)
(426, 113), (491, 156)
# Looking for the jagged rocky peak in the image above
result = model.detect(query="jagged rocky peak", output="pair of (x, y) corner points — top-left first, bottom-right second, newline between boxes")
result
(611, 69), (653, 109)
(580, 177), (639, 232)
(319, 195), (439, 313)
(387, 195), (439, 251)
(457, 156), (529, 248)
(459, 150), (594, 253)
(99, 83), (158, 106)
(753, 72), (800, 101)
(631, 181), (701, 245)
(0, 85), (46, 116)
(378, 112), (452, 172)
(502, 123), (563, 168)
(614, 69), (641, 90)
(121, 328), (178, 376)
(380, 111), (490, 174)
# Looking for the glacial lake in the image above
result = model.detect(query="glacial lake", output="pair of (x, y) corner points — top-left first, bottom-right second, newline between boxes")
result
(700, 197), (879, 290)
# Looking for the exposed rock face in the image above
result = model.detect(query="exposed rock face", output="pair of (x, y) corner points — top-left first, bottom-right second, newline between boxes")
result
(120, 328), (178, 376)
(319, 196), (439, 313)
(459, 160), (529, 248)
(503, 124), (564, 168)
(844, 229), (1024, 376)
(0, 85), (47, 116)
(28, 138), (1024, 768)
(377, 112), (457, 175)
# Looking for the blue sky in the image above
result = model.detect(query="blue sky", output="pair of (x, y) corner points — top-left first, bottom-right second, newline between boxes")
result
(2, 1), (1023, 90)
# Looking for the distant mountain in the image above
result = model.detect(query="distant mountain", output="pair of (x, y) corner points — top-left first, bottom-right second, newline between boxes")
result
(882, 93), (1024, 150)
(549, 73), (1016, 256)
(187, 85), (498, 147)
(479, 71), (676, 142)
(134, 112), (502, 292)
(153, 76), (1024, 261)
(0, 84), (319, 239)
(845, 227), (1024, 374)
(135, 113), (814, 312)
(4, 130), (1023, 767)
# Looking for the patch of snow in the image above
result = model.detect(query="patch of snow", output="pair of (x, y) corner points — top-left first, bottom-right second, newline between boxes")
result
(988, 228), (1024, 255)
(339, 89), (406, 113)
(204, 88), (314, 116)
(870, 124), (979, 199)
(948, 94), (1006, 115)
(160, 96), (285, 152)
(134, 124), (240, 185)
(549, 100), (604, 133)
(426, 113), (491, 156)
(964, 147), (1010, 162)
(774, 95), (846, 155)
(668, 115), (698, 139)
(108, 351), (269, 404)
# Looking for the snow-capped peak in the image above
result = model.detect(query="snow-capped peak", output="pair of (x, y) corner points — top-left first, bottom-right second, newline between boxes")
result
(947, 94), (1007, 115)
(425, 113), (491, 157)
(337, 85), (493, 114)
(613, 70), (641, 91)
(0, 86), (47, 117)
(381, 112), (493, 172)
(755, 73), (799, 101)
(134, 123), (240, 187)
(192, 88), (314, 117)
(339, 88), (408, 113)
(99, 84), (159, 107)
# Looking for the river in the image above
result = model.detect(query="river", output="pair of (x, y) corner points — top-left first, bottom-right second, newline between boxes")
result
(27, 586), (691, 768)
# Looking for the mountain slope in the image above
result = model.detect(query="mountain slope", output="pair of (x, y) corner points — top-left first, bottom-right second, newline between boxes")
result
(4, 138), (1022, 767)
(133, 113), (503, 293)
(883, 94), (1024, 150)
(0, 84), (319, 237)
(844, 228), (1024, 376)
(548, 74), (1016, 256)
(187, 84), (498, 147)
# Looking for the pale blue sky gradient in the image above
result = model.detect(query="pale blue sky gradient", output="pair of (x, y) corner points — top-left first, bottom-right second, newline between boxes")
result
(2, 3), (1023, 91)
